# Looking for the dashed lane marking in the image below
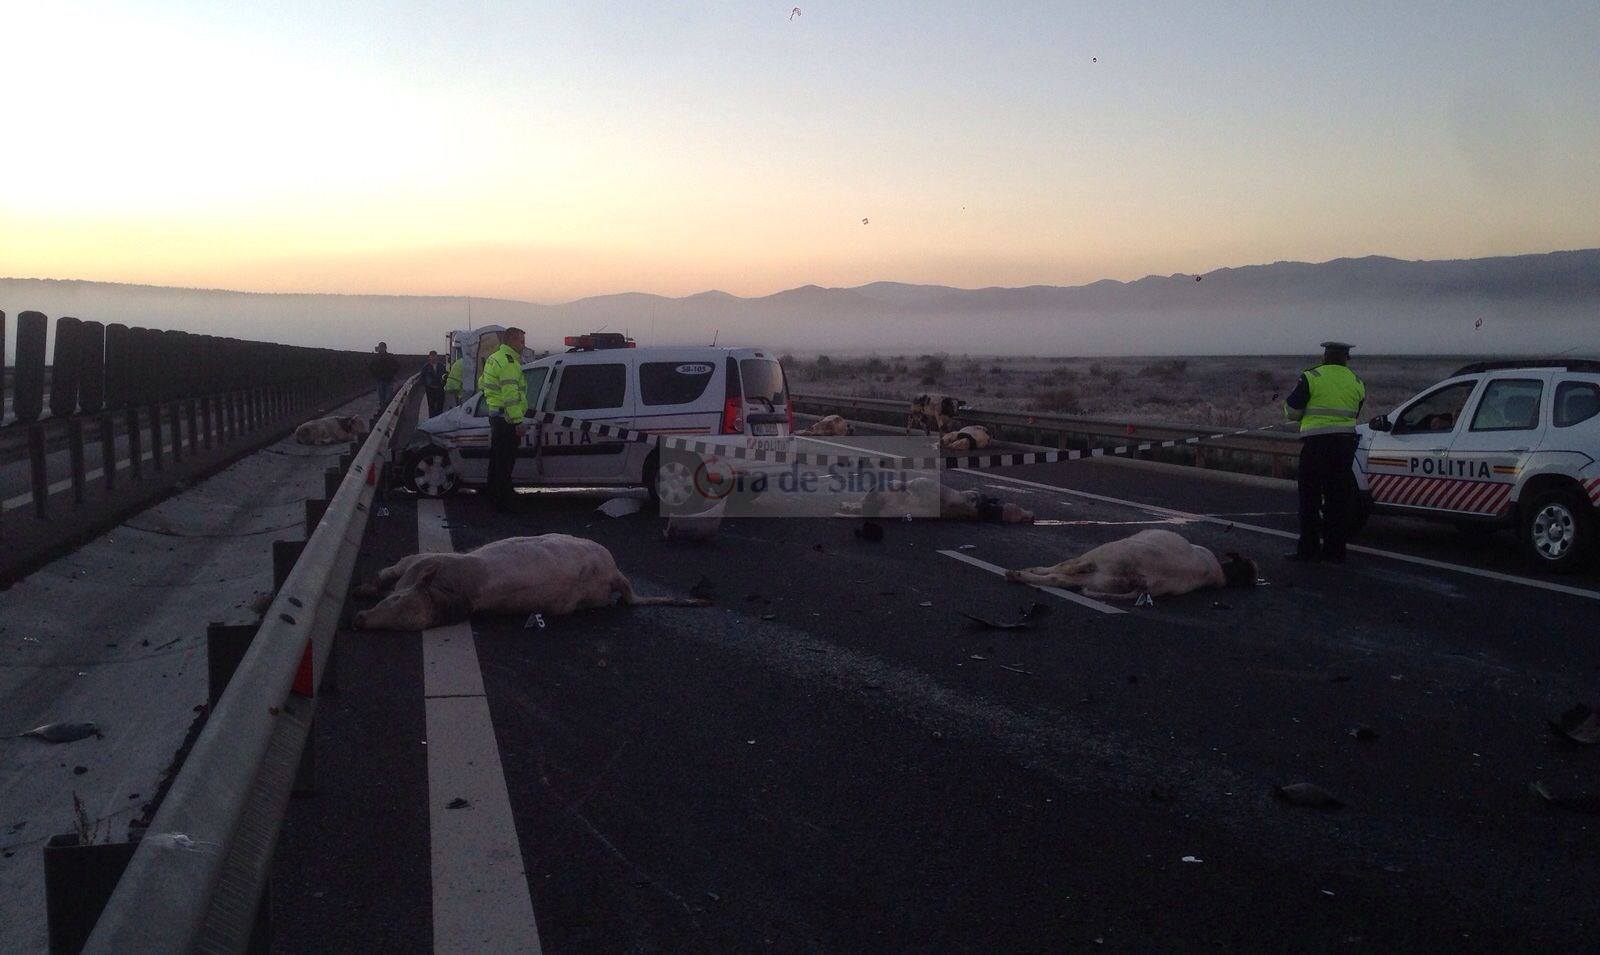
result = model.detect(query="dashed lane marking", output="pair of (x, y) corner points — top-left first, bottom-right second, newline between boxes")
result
(978, 470), (1600, 604)
(416, 499), (543, 954)
(938, 548), (1127, 615)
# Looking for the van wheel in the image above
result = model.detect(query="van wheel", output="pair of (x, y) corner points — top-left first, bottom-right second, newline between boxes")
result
(646, 448), (715, 512)
(1518, 487), (1594, 572)
(408, 448), (460, 498)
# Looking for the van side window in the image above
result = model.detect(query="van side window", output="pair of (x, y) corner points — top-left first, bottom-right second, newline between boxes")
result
(1554, 381), (1600, 428)
(640, 361), (715, 405)
(553, 363), (626, 411)
(1393, 381), (1476, 435)
(1469, 379), (1542, 432)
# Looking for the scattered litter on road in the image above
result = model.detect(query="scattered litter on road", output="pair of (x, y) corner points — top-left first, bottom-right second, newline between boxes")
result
(1211, 601), (1231, 610)
(1549, 704), (1599, 745)
(524, 613), (547, 630)
(1274, 782), (1344, 809)
(1181, 855), (1202, 864)
(957, 544), (976, 550)
(1135, 593), (1154, 607)
(446, 797), (470, 810)
(919, 601), (933, 607)
(960, 602), (1050, 630)
(689, 576), (716, 600)
(1347, 725), (1379, 741)
(596, 497), (644, 518)
(10, 722), (103, 743)
(970, 653), (987, 660)
(1530, 781), (1600, 815)
(760, 612), (777, 621)
(146, 832), (217, 854)
(999, 664), (1033, 675)
(72, 766), (87, 775)
(706, 891), (722, 902)
(153, 637), (181, 651)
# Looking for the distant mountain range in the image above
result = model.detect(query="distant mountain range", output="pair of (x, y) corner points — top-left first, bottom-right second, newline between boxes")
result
(4, 249), (1597, 357)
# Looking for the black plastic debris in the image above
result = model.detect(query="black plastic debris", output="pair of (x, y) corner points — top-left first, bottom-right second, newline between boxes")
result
(446, 797), (470, 810)
(854, 520), (884, 543)
(1274, 782), (1344, 809)
(1530, 781), (1600, 815)
(11, 722), (103, 743)
(1549, 704), (1600, 745)
(959, 602), (1051, 631)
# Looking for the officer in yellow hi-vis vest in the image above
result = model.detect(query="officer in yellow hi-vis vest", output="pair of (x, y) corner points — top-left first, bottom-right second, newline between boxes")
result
(1283, 341), (1365, 562)
(443, 355), (465, 408)
(478, 328), (528, 513)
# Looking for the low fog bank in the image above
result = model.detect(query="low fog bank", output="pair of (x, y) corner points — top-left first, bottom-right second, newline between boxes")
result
(4, 249), (1596, 360)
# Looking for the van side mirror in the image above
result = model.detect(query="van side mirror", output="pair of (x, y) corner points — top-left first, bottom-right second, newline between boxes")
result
(1368, 414), (1391, 432)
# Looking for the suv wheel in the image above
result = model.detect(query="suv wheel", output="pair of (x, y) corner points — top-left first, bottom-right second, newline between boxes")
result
(1519, 487), (1594, 573)
(408, 448), (460, 498)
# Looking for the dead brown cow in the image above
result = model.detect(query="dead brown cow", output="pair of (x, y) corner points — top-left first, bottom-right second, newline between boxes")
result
(1006, 529), (1257, 601)
(794, 414), (854, 437)
(842, 476), (1033, 523)
(294, 414), (370, 446)
(938, 425), (992, 452)
(352, 534), (709, 630)
(907, 394), (963, 435)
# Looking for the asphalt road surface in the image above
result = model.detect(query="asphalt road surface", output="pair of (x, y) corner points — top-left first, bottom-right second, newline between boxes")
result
(273, 454), (1600, 952)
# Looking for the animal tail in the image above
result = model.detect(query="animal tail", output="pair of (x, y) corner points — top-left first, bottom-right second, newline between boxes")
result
(615, 574), (712, 607)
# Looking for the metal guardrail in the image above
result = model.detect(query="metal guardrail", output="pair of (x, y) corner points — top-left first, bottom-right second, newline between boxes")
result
(82, 377), (418, 955)
(791, 391), (1303, 478)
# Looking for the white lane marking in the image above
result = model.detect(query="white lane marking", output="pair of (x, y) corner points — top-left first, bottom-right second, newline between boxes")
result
(416, 499), (543, 954)
(978, 470), (1600, 603)
(938, 548), (1127, 615)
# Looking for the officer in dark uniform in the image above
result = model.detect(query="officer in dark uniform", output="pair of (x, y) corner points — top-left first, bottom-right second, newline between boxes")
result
(1283, 341), (1366, 562)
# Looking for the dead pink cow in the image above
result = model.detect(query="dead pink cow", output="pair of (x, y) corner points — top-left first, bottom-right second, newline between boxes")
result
(794, 414), (854, 437)
(352, 534), (708, 630)
(1005, 529), (1257, 601)
(294, 414), (370, 446)
(843, 477), (1033, 523)
(938, 425), (992, 452)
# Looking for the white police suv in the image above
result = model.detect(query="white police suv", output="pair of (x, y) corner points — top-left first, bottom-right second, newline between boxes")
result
(1354, 359), (1600, 571)
(402, 333), (793, 504)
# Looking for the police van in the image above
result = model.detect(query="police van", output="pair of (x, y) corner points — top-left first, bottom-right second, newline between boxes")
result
(1354, 359), (1600, 571)
(403, 333), (793, 504)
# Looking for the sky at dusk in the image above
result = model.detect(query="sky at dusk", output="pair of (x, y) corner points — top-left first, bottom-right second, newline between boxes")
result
(2, 1), (1596, 302)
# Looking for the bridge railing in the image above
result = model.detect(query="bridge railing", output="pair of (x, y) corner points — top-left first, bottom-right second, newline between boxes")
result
(789, 391), (1303, 478)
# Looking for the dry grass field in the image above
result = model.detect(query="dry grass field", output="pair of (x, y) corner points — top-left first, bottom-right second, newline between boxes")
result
(784, 353), (1481, 428)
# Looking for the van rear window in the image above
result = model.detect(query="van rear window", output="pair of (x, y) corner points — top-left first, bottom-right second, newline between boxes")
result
(739, 359), (786, 406)
(640, 361), (715, 406)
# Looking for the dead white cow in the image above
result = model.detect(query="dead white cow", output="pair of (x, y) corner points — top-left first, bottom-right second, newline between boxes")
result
(352, 534), (708, 630)
(907, 394), (963, 435)
(794, 414), (853, 437)
(938, 425), (992, 452)
(842, 476), (1033, 523)
(294, 414), (370, 446)
(1005, 529), (1257, 601)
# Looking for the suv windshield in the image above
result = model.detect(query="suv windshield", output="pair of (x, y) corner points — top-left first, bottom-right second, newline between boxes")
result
(739, 359), (786, 407)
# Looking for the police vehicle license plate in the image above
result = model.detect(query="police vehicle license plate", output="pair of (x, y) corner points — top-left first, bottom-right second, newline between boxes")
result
(752, 423), (779, 436)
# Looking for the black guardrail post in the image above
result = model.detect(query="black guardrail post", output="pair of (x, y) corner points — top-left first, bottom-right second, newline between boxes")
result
(43, 835), (138, 955)
(201, 394), (214, 450)
(1, 310), (7, 422)
(51, 316), (82, 420)
(79, 320), (105, 416)
(68, 420), (86, 505)
(168, 400), (183, 464)
(187, 397), (199, 455)
(14, 311), (48, 424)
(126, 407), (143, 481)
(99, 414), (116, 491)
(148, 398), (163, 472)
(28, 425), (49, 518)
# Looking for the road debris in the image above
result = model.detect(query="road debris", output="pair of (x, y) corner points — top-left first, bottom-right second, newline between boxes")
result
(854, 520), (884, 542)
(10, 721), (103, 743)
(959, 602), (1050, 630)
(446, 797), (471, 809)
(1530, 780), (1600, 815)
(1347, 725), (1379, 741)
(596, 497), (644, 518)
(1548, 704), (1599, 745)
(1274, 782), (1344, 809)
(1181, 855), (1203, 864)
